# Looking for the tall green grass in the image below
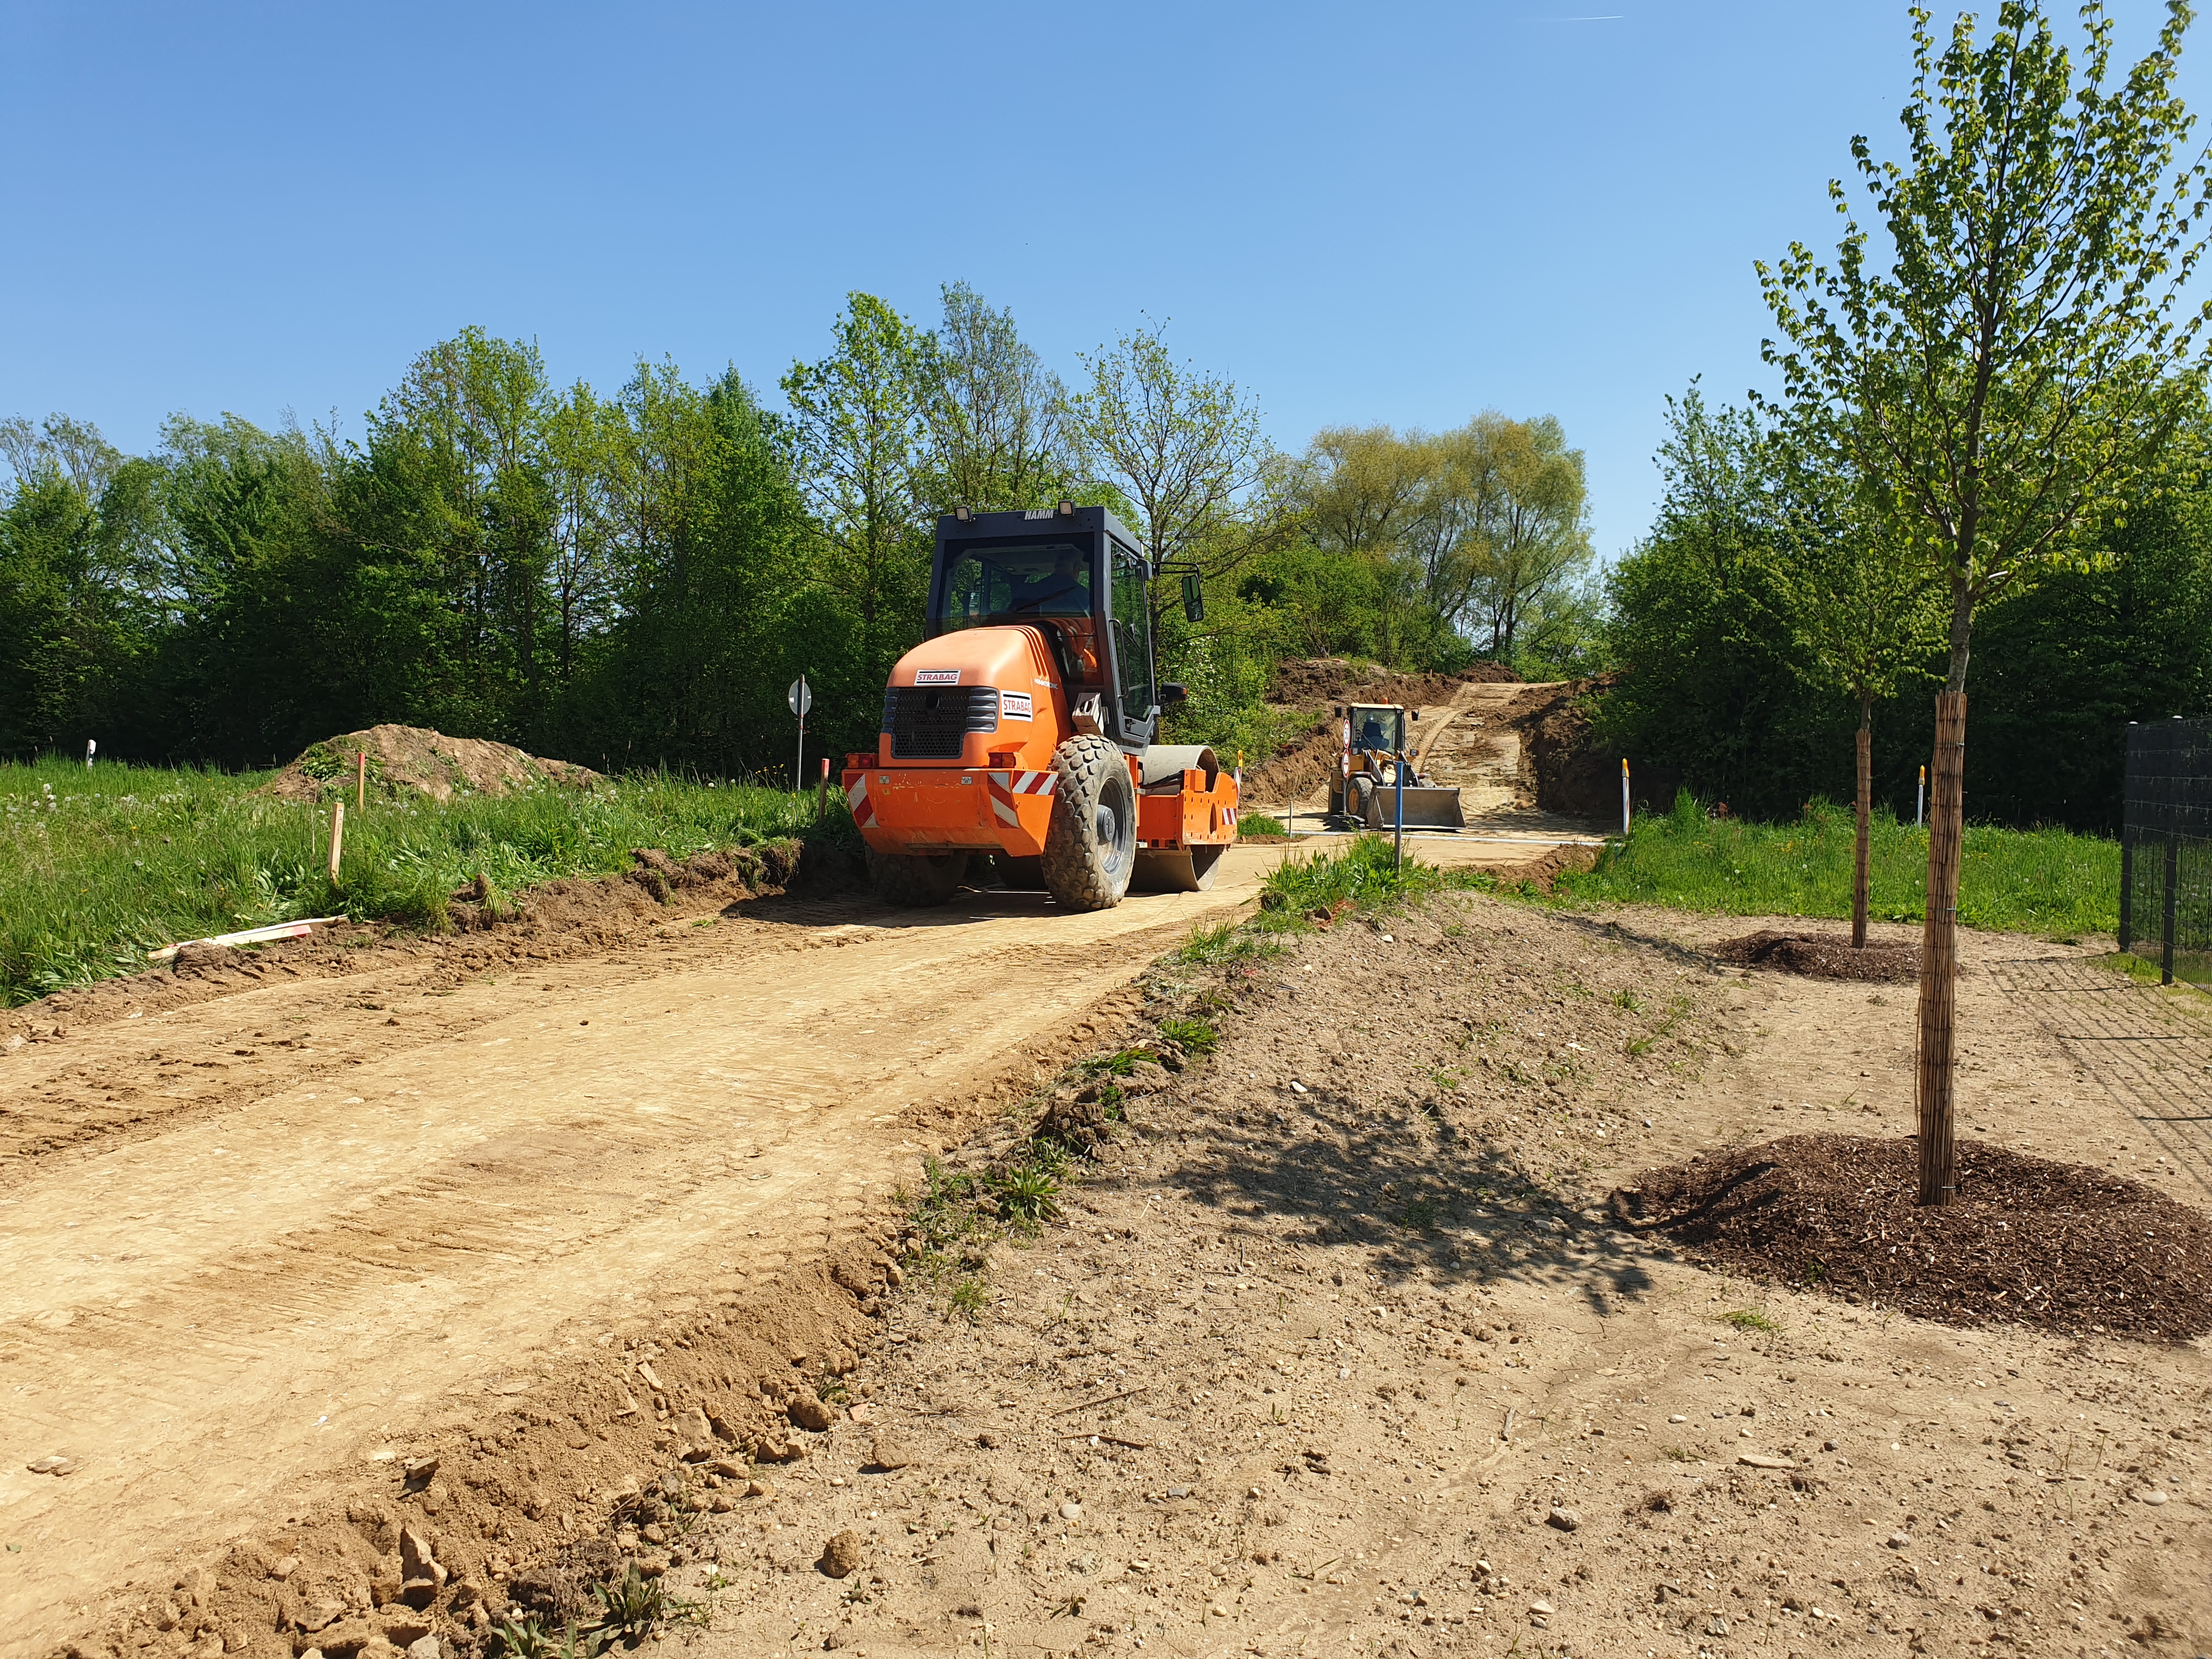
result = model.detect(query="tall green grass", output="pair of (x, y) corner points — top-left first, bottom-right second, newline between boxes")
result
(1555, 791), (2117, 939)
(1257, 832), (1490, 918)
(0, 757), (827, 1006)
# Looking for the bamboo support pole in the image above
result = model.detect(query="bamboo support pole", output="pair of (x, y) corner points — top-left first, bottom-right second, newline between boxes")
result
(357, 749), (366, 811)
(1915, 691), (1967, 1207)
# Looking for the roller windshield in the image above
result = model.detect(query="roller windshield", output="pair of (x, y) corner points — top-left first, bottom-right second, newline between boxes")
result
(936, 539), (1094, 629)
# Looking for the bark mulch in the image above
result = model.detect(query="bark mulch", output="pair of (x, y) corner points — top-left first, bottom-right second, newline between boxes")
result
(1612, 1133), (2212, 1341)
(1709, 929), (1920, 983)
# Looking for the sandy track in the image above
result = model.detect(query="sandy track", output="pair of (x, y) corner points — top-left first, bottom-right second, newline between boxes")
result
(0, 838), (1573, 1651)
(652, 902), (2209, 1659)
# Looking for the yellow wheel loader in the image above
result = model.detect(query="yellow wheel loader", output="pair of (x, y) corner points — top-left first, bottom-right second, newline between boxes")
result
(1325, 702), (1467, 831)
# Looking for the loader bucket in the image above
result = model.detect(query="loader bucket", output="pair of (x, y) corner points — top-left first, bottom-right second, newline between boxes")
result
(1360, 786), (1466, 831)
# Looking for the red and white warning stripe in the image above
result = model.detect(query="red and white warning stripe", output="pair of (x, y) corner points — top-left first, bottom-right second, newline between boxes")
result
(845, 775), (875, 827)
(986, 769), (1056, 826)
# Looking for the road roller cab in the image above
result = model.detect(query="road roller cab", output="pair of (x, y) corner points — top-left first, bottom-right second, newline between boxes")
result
(843, 503), (1240, 910)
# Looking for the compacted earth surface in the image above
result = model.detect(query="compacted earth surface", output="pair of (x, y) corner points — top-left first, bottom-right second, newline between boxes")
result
(615, 901), (2209, 1659)
(18, 884), (2212, 1659)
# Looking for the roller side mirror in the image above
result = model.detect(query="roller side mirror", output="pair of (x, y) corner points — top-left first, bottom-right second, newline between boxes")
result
(1181, 573), (1205, 623)
(1159, 682), (1188, 707)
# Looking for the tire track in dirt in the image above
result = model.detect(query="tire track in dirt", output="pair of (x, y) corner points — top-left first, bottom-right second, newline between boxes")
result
(0, 878), (1273, 1651)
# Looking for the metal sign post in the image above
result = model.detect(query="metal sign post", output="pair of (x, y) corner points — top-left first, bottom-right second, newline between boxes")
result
(1394, 753), (1406, 870)
(788, 675), (813, 792)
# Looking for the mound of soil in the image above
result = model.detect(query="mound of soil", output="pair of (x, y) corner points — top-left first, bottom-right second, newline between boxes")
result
(1711, 929), (1920, 982)
(1502, 674), (1676, 817)
(1240, 715), (1340, 806)
(263, 723), (605, 803)
(1616, 1134), (2212, 1341)
(1266, 656), (1517, 709)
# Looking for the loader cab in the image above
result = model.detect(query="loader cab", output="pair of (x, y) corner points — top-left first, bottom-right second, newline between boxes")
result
(929, 505), (1169, 752)
(1347, 704), (1408, 756)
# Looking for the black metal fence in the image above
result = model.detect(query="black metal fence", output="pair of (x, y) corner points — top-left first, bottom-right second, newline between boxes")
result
(2120, 716), (2212, 986)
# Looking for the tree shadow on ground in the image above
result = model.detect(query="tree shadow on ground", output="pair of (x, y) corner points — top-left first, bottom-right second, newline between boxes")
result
(1116, 1076), (1662, 1316)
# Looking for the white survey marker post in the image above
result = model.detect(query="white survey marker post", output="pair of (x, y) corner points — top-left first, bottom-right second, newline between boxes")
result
(85, 739), (96, 769)
(788, 675), (812, 791)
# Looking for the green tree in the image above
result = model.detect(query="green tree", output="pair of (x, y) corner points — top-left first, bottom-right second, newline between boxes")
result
(1758, 0), (2212, 1204)
(363, 327), (559, 736)
(157, 413), (347, 760)
(1762, 433), (1948, 946)
(1299, 425), (1437, 666)
(1066, 320), (1293, 665)
(0, 415), (171, 757)
(1459, 414), (1594, 665)
(781, 294), (933, 646)
(541, 381), (624, 690)
(1602, 388), (1812, 811)
(918, 282), (1076, 513)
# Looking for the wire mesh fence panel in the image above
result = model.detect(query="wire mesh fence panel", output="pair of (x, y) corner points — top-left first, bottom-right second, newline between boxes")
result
(2121, 716), (2212, 986)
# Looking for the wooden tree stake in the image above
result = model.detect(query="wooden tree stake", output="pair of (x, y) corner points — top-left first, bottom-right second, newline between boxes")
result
(328, 801), (346, 882)
(1853, 721), (1872, 949)
(1914, 691), (1966, 1206)
(357, 749), (366, 811)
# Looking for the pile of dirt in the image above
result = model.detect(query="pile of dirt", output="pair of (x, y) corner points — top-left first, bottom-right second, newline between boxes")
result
(1239, 715), (1340, 807)
(1710, 929), (1920, 982)
(1243, 661), (1523, 809)
(1503, 675), (1667, 817)
(263, 723), (605, 803)
(1265, 656), (1517, 709)
(1617, 1133), (2212, 1341)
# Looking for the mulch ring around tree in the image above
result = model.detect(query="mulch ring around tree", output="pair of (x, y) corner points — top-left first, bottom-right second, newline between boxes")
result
(1708, 929), (1920, 982)
(1611, 1134), (2212, 1342)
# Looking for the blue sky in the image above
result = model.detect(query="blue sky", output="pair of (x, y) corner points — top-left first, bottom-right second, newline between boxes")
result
(1, 2), (2196, 559)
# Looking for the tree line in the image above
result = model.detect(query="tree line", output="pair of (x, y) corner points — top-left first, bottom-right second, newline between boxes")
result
(1601, 381), (2212, 837)
(0, 286), (1599, 778)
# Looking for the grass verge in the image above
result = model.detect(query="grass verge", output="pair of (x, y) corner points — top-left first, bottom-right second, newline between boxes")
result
(1, 755), (837, 1006)
(1554, 791), (2116, 939)
(1256, 832), (1495, 924)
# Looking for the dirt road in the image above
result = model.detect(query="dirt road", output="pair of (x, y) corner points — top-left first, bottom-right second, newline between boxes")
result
(0, 839), (1581, 1653)
(644, 901), (2211, 1659)
(1251, 679), (1601, 848)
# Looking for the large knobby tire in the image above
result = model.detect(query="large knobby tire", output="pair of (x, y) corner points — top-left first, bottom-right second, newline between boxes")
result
(1348, 773), (1381, 828)
(870, 848), (968, 907)
(1041, 736), (1137, 912)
